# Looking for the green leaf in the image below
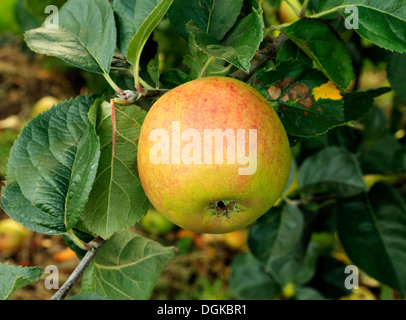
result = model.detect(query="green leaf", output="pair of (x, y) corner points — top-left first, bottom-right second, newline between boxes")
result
(276, 39), (313, 65)
(394, 148), (406, 174)
(327, 126), (362, 153)
(126, 0), (174, 81)
(81, 230), (175, 300)
(299, 146), (367, 197)
(167, 0), (243, 41)
(337, 182), (406, 295)
(295, 287), (325, 300)
(147, 52), (160, 88)
(308, 255), (350, 299)
(248, 205), (308, 287)
(295, 241), (324, 285)
(112, 0), (137, 56)
(187, 9), (263, 73)
(15, 0), (42, 32)
(343, 87), (391, 122)
(62, 228), (94, 260)
(68, 293), (110, 300)
(279, 98), (345, 138)
(1, 96), (100, 234)
(183, 35), (231, 78)
(160, 69), (193, 89)
(387, 52), (406, 98)
(81, 102), (149, 239)
(230, 252), (281, 300)
(360, 106), (389, 146)
(253, 61), (346, 137)
(317, 0), (406, 53)
(279, 19), (354, 89)
(24, 0), (116, 74)
(359, 135), (402, 174)
(0, 263), (42, 300)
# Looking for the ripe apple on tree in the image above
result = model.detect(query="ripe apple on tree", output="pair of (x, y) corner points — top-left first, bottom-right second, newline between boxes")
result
(137, 76), (291, 234)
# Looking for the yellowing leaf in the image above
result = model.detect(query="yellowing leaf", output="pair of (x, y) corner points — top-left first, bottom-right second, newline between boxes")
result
(312, 81), (342, 101)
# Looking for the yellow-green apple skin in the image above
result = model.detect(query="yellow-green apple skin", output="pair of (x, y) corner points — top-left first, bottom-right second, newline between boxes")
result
(137, 76), (291, 234)
(0, 219), (27, 253)
(279, 0), (301, 24)
(32, 96), (59, 117)
(140, 208), (175, 235)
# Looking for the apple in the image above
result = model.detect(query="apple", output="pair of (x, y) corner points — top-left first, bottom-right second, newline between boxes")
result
(223, 229), (248, 251)
(0, 218), (28, 254)
(137, 76), (291, 233)
(31, 96), (59, 117)
(279, 0), (301, 24)
(140, 208), (175, 235)
(363, 174), (397, 188)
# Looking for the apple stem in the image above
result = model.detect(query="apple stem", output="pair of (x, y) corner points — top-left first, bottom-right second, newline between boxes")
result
(65, 229), (94, 251)
(103, 73), (124, 95)
(198, 56), (216, 79)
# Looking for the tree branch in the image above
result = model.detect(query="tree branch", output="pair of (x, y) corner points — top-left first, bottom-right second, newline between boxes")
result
(114, 88), (170, 105)
(49, 237), (106, 300)
(228, 34), (288, 82)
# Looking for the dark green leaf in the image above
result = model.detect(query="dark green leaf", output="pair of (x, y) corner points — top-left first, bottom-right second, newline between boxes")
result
(276, 39), (313, 65)
(327, 125), (362, 153)
(295, 241), (324, 285)
(307, 255), (351, 299)
(112, 0), (137, 56)
(360, 106), (389, 146)
(81, 102), (149, 239)
(147, 52), (160, 88)
(81, 230), (175, 300)
(299, 146), (367, 197)
(387, 52), (406, 98)
(69, 293), (110, 300)
(187, 9), (263, 73)
(248, 204), (310, 287)
(24, 0), (116, 74)
(359, 135), (402, 174)
(337, 182), (406, 295)
(1, 96), (100, 234)
(160, 69), (192, 89)
(230, 252), (281, 300)
(183, 35), (230, 78)
(253, 61), (346, 137)
(126, 0), (174, 73)
(279, 19), (354, 89)
(317, 0), (406, 53)
(394, 148), (406, 173)
(295, 287), (325, 300)
(0, 263), (42, 300)
(15, 0), (42, 32)
(343, 87), (391, 122)
(168, 0), (243, 41)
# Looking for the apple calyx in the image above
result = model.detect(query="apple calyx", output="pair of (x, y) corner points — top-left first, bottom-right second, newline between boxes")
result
(210, 200), (241, 218)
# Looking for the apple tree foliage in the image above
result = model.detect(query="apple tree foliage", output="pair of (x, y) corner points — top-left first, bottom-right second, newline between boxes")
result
(1, 0), (406, 300)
